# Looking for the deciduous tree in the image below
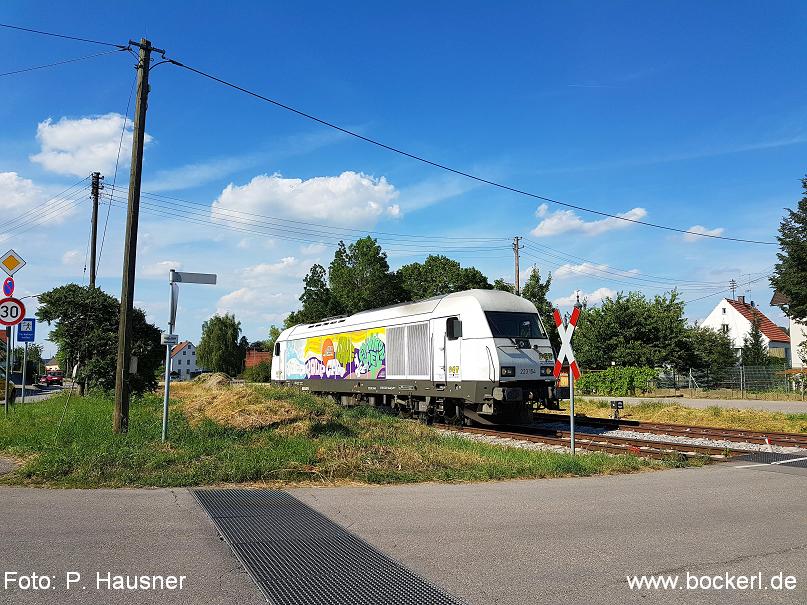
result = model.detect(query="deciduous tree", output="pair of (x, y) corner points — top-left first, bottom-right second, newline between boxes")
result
(397, 255), (490, 300)
(36, 284), (161, 394)
(197, 313), (244, 376)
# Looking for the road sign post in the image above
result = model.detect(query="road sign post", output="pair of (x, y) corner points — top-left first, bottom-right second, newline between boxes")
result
(4, 326), (9, 414)
(553, 304), (582, 455)
(17, 319), (35, 405)
(161, 270), (216, 442)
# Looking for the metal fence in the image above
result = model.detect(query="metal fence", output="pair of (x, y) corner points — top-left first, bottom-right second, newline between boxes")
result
(654, 366), (805, 400)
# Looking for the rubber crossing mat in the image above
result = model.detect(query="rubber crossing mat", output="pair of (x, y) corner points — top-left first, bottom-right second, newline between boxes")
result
(736, 452), (807, 467)
(192, 488), (466, 605)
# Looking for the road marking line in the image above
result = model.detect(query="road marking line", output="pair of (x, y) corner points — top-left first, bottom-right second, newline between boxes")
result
(733, 463), (769, 469)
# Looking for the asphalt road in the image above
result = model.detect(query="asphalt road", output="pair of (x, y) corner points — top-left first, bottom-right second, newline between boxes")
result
(0, 488), (262, 604)
(584, 395), (807, 413)
(0, 463), (804, 604)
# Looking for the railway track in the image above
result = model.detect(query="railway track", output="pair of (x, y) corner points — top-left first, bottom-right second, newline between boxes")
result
(533, 412), (807, 448)
(443, 425), (740, 460)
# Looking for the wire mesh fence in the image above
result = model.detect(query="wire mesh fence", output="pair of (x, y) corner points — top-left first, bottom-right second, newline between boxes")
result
(654, 366), (805, 400)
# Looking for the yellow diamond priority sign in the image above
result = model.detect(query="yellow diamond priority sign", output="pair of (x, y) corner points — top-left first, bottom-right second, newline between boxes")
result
(0, 249), (25, 276)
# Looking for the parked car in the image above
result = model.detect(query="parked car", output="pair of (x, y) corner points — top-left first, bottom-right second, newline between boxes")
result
(39, 370), (64, 387)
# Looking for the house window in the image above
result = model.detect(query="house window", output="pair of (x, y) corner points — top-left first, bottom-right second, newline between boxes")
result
(721, 324), (729, 334)
(722, 308), (726, 314)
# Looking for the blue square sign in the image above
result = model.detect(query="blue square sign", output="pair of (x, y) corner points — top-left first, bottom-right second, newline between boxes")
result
(17, 318), (35, 342)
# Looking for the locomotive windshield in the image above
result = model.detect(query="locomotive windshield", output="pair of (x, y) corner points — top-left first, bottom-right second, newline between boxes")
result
(485, 312), (547, 339)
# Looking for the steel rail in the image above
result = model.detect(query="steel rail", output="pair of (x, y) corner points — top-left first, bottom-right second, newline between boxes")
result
(533, 412), (807, 448)
(443, 425), (738, 460)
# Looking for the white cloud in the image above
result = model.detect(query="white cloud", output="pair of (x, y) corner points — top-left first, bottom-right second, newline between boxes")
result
(300, 243), (328, 256)
(554, 287), (617, 308)
(0, 172), (78, 226)
(213, 171), (400, 228)
(61, 249), (82, 266)
(683, 225), (725, 242)
(553, 262), (639, 280)
(140, 260), (183, 278)
(30, 113), (152, 177)
(531, 206), (647, 237)
(216, 256), (309, 321)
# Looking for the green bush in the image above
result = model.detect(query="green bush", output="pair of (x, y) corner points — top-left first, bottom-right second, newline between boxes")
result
(243, 360), (272, 382)
(575, 366), (658, 396)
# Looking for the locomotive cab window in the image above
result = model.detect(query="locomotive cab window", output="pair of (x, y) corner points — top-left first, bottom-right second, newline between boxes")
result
(485, 312), (546, 339)
(274, 342), (281, 356)
(446, 317), (462, 340)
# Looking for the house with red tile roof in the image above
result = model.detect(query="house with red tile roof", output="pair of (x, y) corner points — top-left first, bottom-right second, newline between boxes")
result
(702, 296), (791, 366)
(169, 340), (202, 381)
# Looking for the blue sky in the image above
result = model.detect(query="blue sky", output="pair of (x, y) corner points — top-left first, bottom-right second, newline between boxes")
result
(1, 1), (805, 355)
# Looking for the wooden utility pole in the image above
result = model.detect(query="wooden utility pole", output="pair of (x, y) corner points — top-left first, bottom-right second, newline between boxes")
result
(114, 38), (160, 433)
(513, 236), (522, 296)
(89, 171), (103, 288)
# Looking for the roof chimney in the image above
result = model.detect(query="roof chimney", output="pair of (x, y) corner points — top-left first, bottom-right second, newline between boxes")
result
(751, 300), (755, 308)
(737, 295), (745, 304)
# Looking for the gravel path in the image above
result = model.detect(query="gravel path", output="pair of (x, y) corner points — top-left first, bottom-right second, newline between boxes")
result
(437, 428), (574, 454)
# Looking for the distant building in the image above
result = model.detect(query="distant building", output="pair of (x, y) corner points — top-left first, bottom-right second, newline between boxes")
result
(245, 349), (272, 368)
(170, 341), (201, 380)
(702, 296), (791, 365)
(43, 357), (60, 371)
(770, 291), (806, 369)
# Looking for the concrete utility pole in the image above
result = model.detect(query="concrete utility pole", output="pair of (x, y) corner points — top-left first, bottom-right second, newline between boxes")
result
(89, 172), (103, 288)
(513, 236), (522, 296)
(114, 38), (161, 434)
(729, 279), (737, 300)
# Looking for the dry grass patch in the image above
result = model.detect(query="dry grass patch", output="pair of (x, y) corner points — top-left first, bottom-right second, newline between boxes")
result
(172, 382), (332, 430)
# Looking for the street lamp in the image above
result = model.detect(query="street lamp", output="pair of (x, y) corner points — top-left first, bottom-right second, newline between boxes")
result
(161, 269), (216, 441)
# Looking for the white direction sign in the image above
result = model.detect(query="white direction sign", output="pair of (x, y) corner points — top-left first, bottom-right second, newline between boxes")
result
(553, 306), (581, 380)
(0, 249), (26, 276)
(161, 333), (179, 346)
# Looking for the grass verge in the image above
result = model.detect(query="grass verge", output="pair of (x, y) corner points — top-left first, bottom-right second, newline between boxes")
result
(0, 384), (689, 488)
(549, 399), (807, 433)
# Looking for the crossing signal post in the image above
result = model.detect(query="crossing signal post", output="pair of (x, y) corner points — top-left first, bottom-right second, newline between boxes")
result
(553, 300), (582, 454)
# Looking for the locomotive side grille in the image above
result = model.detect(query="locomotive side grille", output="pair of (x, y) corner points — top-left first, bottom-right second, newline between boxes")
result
(386, 325), (407, 377)
(407, 322), (430, 377)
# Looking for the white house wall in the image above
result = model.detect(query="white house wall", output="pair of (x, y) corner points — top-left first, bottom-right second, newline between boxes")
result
(791, 319), (806, 369)
(701, 299), (760, 350)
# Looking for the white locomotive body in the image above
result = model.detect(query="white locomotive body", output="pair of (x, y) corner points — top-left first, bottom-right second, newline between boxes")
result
(271, 289), (558, 422)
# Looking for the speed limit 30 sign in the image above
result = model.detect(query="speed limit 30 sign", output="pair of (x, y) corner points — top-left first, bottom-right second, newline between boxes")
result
(0, 297), (26, 326)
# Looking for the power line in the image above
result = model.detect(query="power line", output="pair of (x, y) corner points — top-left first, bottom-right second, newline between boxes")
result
(106, 188), (508, 244)
(166, 57), (777, 246)
(0, 22), (779, 246)
(0, 48), (126, 77)
(683, 274), (771, 304)
(0, 23), (127, 49)
(104, 193), (509, 253)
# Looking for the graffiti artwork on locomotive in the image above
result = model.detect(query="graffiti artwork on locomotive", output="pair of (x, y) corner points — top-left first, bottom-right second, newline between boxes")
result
(272, 289), (559, 423)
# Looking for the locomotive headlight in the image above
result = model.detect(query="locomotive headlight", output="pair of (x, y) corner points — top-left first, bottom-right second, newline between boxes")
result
(540, 366), (553, 376)
(501, 366), (516, 377)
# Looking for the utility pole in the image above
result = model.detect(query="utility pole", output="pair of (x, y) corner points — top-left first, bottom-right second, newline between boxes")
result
(114, 38), (161, 434)
(513, 236), (522, 296)
(729, 279), (737, 299)
(89, 172), (103, 288)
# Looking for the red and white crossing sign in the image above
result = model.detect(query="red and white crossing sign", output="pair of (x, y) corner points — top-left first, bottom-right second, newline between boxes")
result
(552, 306), (581, 380)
